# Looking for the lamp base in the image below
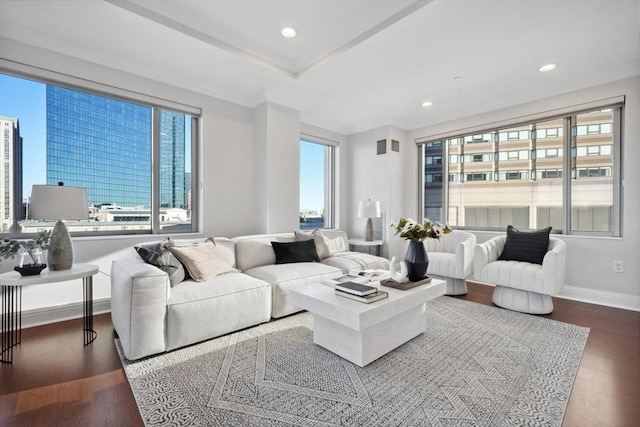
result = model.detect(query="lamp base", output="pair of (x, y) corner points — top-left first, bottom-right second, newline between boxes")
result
(47, 220), (74, 271)
(365, 217), (374, 241)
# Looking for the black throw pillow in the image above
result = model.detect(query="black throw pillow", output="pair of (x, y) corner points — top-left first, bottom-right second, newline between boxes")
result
(499, 225), (552, 265)
(271, 239), (320, 264)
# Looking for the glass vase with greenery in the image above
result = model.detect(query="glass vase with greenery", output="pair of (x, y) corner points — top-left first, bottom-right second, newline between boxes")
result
(0, 230), (51, 267)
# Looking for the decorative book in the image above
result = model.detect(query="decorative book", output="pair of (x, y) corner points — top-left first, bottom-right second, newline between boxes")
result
(334, 289), (388, 303)
(380, 276), (432, 290)
(334, 281), (378, 296)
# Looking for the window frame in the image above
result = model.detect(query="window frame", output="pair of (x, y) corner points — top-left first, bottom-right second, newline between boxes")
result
(299, 135), (336, 230)
(416, 98), (623, 237)
(0, 65), (201, 238)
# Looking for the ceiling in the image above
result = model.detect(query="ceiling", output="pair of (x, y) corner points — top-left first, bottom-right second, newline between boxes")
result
(1, 0), (639, 135)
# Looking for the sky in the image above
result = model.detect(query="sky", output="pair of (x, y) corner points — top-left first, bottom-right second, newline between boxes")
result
(1, 72), (324, 212)
(0, 73), (47, 197)
(299, 140), (325, 213)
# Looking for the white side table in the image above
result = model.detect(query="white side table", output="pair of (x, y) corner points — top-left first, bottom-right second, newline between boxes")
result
(0, 263), (99, 363)
(348, 239), (384, 256)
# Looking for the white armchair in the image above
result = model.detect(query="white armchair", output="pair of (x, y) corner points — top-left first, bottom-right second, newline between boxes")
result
(473, 235), (566, 314)
(425, 230), (476, 295)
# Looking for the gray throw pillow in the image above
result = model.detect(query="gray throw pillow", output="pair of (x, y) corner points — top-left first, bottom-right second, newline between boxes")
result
(134, 238), (186, 286)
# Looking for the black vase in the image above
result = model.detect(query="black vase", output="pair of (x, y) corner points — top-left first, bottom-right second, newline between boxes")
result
(404, 240), (429, 282)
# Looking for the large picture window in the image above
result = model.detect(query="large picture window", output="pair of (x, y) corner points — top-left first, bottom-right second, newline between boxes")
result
(0, 72), (199, 236)
(419, 103), (622, 236)
(299, 139), (335, 230)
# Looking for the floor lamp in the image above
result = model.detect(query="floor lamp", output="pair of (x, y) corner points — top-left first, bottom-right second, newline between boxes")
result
(29, 183), (88, 271)
(357, 199), (381, 241)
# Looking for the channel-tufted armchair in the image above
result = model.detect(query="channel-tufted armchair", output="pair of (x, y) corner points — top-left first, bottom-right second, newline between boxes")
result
(473, 227), (566, 314)
(425, 230), (476, 295)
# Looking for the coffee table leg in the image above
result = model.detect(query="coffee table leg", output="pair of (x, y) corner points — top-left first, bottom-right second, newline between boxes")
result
(83, 276), (97, 346)
(1, 285), (21, 364)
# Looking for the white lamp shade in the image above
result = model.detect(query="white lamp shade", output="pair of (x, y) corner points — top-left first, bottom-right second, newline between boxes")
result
(29, 185), (89, 220)
(357, 200), (381, 218)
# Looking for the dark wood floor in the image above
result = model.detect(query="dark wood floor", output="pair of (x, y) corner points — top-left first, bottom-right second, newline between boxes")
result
(1, 282), (639, 426)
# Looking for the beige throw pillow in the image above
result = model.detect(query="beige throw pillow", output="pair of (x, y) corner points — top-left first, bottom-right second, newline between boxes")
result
(166, 240), (233, 282)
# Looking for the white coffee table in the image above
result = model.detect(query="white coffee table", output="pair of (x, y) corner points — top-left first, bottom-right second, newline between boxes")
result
(289, 279), (446, 367)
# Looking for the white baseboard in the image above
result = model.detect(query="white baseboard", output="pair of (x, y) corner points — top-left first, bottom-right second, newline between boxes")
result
(471, 281), (639, 312)
(557, 286), (640, 312)
(21, 298), (112, 329)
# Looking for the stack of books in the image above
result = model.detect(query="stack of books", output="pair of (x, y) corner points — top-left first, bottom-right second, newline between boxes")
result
(334, 281), (388, 304)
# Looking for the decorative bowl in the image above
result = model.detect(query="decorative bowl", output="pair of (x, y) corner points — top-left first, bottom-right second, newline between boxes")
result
(14, 264), (47, 276)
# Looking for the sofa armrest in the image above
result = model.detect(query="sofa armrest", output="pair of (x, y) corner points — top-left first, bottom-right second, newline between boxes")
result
(111, 257), (170, 360)
(541, 238), (566, 295)
(473, 236), (505, 280)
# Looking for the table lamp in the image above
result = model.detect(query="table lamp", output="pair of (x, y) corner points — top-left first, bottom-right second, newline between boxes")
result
(357, 199), (381, 241)
(29, 183), (88, 270)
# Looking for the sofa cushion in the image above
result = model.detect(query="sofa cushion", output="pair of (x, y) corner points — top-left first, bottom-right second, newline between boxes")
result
(167, 240), (234, 282)
(499, 225), (551, 265)
(166, 272), (272, 350)
(272, 240), (319, 264)
(134, 238), (186, 286)
(233, 234), (295, 271)
(243, 262), (342, 318)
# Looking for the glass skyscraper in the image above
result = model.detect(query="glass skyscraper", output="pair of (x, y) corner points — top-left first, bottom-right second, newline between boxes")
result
(159, 111), (185, 209)
(46, 86), (187, 210)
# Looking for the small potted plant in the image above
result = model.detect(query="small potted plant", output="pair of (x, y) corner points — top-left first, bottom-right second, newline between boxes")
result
(0, 230), (51, 275)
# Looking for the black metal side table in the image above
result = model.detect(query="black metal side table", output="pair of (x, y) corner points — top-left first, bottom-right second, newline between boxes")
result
(0, 263), (99, 363)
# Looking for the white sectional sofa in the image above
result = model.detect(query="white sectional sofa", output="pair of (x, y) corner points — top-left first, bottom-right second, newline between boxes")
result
(111, 230), (389, 360)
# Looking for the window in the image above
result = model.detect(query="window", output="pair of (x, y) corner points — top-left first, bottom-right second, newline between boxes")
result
(0, 72), (199, 236)
(419, 104), (622, 236)
(299, 139), (335, 230)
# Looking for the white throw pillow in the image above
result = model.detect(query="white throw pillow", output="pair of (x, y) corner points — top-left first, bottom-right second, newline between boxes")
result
(322, 233), (348, 255)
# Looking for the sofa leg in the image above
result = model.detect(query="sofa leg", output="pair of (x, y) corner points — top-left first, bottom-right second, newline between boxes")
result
(492, 286), (554, 314)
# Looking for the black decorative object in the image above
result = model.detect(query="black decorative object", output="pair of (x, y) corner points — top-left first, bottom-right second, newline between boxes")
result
(14, 264), (47, 276)
(404, 240), (429, 282)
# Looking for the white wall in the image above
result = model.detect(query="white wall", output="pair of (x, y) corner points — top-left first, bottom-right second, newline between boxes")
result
(402, 77), (640, 309)
(253, 102), (301, 233)
(346, 126), (413, 259)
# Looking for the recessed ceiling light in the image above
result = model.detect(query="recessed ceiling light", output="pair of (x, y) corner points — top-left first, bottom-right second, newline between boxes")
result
(281, 27), (297, 38)
(538, 63), (557, 72)
(421, 101), (433, 107)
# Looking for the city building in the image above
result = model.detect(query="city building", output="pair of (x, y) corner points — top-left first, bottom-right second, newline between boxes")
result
(159, 111), (186, 209)
(0, 115), (22, 232)
(424, 110), (615, 233)
(46, 85), (152, 208)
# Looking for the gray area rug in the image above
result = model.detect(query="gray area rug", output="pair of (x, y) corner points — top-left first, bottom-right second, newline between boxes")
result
(117, 297), (589, 426)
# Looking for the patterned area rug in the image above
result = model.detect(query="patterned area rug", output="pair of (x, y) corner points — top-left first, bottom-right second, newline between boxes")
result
(117, 297), (589, 426)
